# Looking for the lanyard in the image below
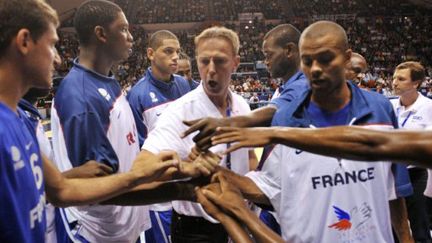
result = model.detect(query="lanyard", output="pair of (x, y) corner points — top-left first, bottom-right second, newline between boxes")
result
(225, 103), (232, 170)
(400, 111), (412, 128)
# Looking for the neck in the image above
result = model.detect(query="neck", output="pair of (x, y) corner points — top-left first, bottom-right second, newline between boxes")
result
(79, 46), (114, 76)
(151, 65), (171, 82)
(281, 64), (300, 83)
(311, 82), (351, 112)
(207, 91), (230, 116)
(0, 61), (28, 112)
(400, 91), (419, 108)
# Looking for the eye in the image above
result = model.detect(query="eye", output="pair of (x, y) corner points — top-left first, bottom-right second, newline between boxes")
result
(214, 57), (227, 65)
(301, 57), (312, 66)
(199, 58), (210, 65)
(318, 54), (334, 65)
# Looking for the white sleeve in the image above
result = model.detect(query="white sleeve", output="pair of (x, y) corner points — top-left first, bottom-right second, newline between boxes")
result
(424, 125), (432, 197)
(246, 144), (283, 211)
(386, 163), (397, 201)
(142, 105), (190, 159)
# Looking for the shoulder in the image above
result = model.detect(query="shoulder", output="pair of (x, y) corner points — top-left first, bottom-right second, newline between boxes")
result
(173, 75), (192, 90)
(231, 92), (249, 109)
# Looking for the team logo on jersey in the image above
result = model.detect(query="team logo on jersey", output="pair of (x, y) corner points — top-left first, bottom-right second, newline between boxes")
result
(11, 146), (25, 171)
(149, 92), (158, 103)
(328, 206), (352, 230)
(98, 88), (111, 101)
(412, 115), (423, 121)
(328, 203), (373, 232)
(126, 131), (136, 145)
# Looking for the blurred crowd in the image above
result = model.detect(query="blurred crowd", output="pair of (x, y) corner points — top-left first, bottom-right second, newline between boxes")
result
(55, 0), (431, 101)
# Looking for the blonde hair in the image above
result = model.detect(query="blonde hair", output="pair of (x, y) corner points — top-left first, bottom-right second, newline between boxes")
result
(194, 26), (239, 56)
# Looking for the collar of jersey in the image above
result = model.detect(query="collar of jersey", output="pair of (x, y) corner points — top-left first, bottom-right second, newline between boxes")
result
(287, 81), (373, 127)
(395, 92), (426, 114)
(280, 71), (305, 92)
(147, 67), (174, 91)
(73, 58), (117, 83)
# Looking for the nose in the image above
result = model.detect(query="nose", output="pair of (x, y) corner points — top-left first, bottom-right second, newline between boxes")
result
(208, 59), (216, 77)
(173, 51), (179, 61)
(54, 48), (62, 68)
(264, 58), (270, 68)
(392, 78), (398, 88)
(127, 30), (134, 42)
(310, 60), (322, 79)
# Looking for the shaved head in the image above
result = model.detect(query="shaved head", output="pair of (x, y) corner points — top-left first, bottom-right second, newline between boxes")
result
(264, 24), (301, 48)
(300, 21), (349, 52)
(346, 52), (367, 81)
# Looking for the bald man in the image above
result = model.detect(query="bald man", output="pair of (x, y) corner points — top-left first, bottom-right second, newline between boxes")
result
(346, 52), (367, 84)
(210, 21), (412, 242)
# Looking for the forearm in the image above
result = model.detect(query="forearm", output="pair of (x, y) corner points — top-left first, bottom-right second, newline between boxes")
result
(62, 169), (86, 178)
(47, 172), (140, 207)
(102, 181), (195, 206)
(390, 198), (413, 243)
(273, 127), (432, 167)
(217, 215), (253, 243)
(230, 106), (276, 128)
(233, 207), (284, 243)
(220, 168), (271, 205)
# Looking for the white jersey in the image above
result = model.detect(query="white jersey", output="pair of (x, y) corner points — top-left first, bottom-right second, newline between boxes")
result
(247, 142), (396, 242)
(391, 93), (432, 197)
(142, 84), (251, 222)
(35, 121), (57, 243)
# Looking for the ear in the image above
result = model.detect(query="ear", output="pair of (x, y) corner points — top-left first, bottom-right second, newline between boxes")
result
(344, 49), (352, 66)
(147, 48), (155, 61)
(413, 80), (422, 90)
(283, 42), (297, 58)
(233, 55), (240, 72)
(15, 29), (35, 55)
(94, 26), (107, 43)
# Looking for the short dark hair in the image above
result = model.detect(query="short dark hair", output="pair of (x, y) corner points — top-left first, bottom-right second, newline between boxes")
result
(74, 0), (122, 46)
(0, 0), (59, 56)
(396, 61), (425, 87)
(264, 24), (301, 48)
(179, 51), (190, 61)
(148, 30), (178, 50)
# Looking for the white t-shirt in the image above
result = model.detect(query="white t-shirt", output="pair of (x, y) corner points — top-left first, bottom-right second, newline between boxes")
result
(391, 93), (432, 197)
(35, 121), (57, 243)
(142, 85), (251, 222)
(247, 142), (396, 243)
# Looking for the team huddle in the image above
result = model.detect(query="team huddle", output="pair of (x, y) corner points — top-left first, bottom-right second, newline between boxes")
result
(2, 0), (432, 243)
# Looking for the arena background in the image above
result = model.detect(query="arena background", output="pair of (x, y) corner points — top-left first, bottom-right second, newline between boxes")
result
(40, 0), (432, 160)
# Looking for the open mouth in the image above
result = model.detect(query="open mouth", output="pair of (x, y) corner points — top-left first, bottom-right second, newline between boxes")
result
(208, 80), (218, 88)
(311, 79), (325, 85)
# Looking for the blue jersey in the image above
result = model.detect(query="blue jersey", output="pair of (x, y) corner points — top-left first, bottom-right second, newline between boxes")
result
(127, 67), (191, 146)
(0, 102), (46, 243)
(52, 59), (140, 172)
(188, 79), (200, 90)
(51, 59), (144, 242)
(270, 71), (309, 109)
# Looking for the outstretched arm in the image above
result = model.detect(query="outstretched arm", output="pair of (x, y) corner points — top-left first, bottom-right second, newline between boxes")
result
(43, 150), (179, 207)
(199, 174), (283, 243)
(182, 106), (277, 150)
(212, 126), (432, 168)
(195, 186), (253, 243)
